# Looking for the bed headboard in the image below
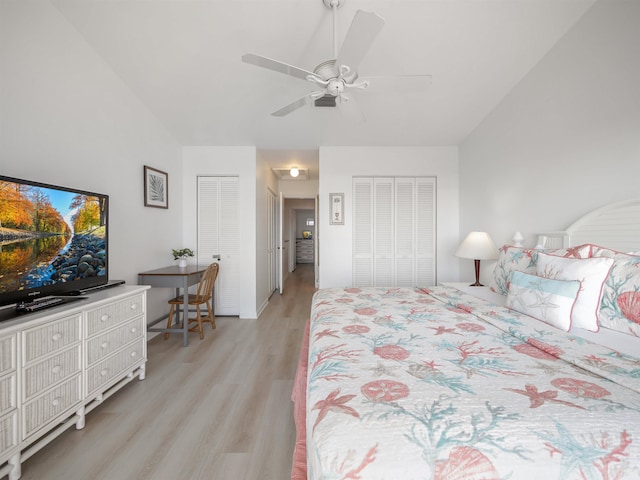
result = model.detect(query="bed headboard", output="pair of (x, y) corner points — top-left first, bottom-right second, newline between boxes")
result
(540, 199), (640, 252)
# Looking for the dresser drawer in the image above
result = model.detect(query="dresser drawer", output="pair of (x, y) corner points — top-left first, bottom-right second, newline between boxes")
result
(86, 339), (145, 396)
(22, 375), (82, 440)
(0, 334), (16, 376)
(86, 294), (144, 337)
(0, 373), (17, 418)
(22, 315), (81, 363)
(86, 317), (145, 366)
(23, 346), (82, 402)
(0, 410), (18, 458)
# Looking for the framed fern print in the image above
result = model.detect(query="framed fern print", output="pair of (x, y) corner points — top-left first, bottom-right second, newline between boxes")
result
(144, 165), (168, 208)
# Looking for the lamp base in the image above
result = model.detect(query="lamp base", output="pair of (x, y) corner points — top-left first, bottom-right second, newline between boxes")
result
(470, 259), (483, 287)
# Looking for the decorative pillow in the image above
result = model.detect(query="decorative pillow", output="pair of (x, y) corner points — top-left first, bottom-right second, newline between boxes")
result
(489, 244), (591, 296)
(535, 253), (613, 331)
(591, 247), (640, 336)
(506, 271), (581, 331)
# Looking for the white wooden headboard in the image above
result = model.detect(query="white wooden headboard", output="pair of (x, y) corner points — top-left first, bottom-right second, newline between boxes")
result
(540, 199), (640, 252)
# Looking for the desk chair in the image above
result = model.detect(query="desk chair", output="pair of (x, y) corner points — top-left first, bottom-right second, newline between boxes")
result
(165, 262), (219, 340)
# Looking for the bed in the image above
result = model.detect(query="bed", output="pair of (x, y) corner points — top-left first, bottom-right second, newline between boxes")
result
(291, 200), (640, 479)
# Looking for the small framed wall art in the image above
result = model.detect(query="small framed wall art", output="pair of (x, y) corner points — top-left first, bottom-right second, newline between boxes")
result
(144, 165), (168, 209)
(329, 192), (344, 225)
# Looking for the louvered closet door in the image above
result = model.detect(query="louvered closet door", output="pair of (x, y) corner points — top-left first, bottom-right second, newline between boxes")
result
(353, 176), (437, 287)
(394, 178), (415, 287)
(415, 178), (436, 286)
(197, 176), (239, 316)
(374, 178), (394, 286)
(353, 178), (373, 286)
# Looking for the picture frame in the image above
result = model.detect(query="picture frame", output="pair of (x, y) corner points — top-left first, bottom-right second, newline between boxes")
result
(144, 166), (168, 209)
(329, 193), (344, 225)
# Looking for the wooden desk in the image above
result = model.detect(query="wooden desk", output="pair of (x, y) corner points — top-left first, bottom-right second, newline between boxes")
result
(138, 264), (208, 346)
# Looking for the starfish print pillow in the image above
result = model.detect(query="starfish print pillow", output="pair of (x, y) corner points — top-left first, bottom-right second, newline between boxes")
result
(506, 271), (581, 331)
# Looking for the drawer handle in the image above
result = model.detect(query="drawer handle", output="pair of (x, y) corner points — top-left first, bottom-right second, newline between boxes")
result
(52, 365), (62, 374)
(101, 342), (109, 350)
(130, 327), (137, 334)
(51, 333), (62, 341)
(130, 304), (138, 311)
(100, 368), (109, 377)
(130, 351), (138, 358)
(52, 397), (62, 407)
(100, 314), (110, 322)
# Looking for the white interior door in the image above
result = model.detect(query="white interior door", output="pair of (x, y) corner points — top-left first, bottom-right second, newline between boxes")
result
(278, 192), (284, 294)
(267, 189), (277, 296)
(353, 178), (373, 287)
(374, 178), (394, 286)
(395, 177), (415, 287)
(416, 178), (436, 286)
(315, 194), (319, 288)
(197, 176), (239, 316)
(353, 176), (436, 287)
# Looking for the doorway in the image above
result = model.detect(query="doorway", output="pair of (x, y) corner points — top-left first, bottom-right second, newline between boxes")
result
(280, 197), (317, 291)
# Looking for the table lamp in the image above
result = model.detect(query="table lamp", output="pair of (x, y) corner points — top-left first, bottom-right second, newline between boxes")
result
(455, 231), (499, 286)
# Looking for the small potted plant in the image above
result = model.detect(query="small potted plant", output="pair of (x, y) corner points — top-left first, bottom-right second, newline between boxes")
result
(172, 248), (195, 268)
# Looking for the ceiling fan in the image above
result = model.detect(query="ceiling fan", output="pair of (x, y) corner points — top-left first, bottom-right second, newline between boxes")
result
(242, 0), (432, 119)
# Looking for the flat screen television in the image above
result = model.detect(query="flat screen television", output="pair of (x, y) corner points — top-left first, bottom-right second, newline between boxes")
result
(0, 175), (109, 307)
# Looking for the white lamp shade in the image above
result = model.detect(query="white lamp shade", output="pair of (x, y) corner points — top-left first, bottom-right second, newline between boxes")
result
(289, 167), (299, 178)
(455, 232), (498, 260)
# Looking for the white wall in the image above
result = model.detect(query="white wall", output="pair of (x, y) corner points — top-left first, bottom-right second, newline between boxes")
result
(319, 146), (459, 288)
(460, 0), (640, 260)
(181, 146), (258, 319)
(279, 179), (319, 199)
(0, 1), (183, 323)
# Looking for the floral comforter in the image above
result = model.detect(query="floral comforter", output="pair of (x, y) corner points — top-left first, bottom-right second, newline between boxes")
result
(306, 286), (640, 480)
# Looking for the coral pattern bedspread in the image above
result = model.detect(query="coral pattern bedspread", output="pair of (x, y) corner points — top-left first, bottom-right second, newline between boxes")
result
(304, 286), (640, 479)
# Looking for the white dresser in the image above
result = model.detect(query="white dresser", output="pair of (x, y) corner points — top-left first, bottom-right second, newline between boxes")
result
(0, 285), (148, 480)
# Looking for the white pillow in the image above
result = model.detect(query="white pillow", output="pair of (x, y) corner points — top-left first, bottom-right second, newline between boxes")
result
(507, 271), (581, 332)
(536, 253), (614, 331)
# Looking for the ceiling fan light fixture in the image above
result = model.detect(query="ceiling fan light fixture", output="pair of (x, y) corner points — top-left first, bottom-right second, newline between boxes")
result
(290, 167), (300, 178)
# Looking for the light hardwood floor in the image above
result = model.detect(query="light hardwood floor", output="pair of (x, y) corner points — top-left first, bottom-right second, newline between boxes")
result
(14, 264), (316, 480)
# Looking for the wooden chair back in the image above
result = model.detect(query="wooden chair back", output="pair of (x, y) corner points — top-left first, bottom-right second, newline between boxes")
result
(195, 262), (219, 302)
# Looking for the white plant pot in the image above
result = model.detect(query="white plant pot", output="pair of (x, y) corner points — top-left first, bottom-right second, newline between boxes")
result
(178, 259), (188, 268)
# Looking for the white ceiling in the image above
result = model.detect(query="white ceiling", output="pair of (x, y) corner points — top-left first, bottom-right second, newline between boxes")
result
(52, 0), (595, 157)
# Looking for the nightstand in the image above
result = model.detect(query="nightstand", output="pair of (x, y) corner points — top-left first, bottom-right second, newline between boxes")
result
(441, 282), (503, 304)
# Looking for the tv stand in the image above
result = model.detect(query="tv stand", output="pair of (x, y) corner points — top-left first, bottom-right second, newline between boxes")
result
(0, 285), (149, 480)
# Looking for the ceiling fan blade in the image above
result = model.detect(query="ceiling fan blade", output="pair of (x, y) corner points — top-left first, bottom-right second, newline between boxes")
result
(335, 10), (385, 72)
(358, 74), (433, 94)
(242, 53), (316, 82)
(272, 96), (310, 117)
(336, 94), (365, 123)
(271, 91), (326, 117)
